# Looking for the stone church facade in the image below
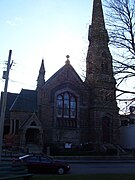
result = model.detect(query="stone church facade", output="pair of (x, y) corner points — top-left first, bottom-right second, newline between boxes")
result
(2, 0), (120, 151)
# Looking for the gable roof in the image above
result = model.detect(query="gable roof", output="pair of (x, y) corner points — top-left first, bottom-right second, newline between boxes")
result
(10, 89), (37, 112)
(20, 112), (42, 129)
(43, 61), (84, 88)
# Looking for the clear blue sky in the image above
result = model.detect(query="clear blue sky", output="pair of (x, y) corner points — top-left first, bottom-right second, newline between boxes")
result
(0, 0), (92, 93)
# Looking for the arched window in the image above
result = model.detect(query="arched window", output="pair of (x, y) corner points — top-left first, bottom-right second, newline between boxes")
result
(57, 92), (77, 119)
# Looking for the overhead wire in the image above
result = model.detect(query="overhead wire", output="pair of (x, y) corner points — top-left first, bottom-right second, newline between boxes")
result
(0, 60), (39, 91)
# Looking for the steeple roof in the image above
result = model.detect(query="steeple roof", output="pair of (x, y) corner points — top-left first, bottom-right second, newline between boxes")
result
(86, 0), (114, 83)
(39, 59), (45, 74)
(37, 59), (45, 89)
(88, 0), (109, 43)
(91, 0), (105, 30)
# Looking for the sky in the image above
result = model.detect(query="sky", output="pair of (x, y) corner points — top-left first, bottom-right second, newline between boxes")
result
(0, 0), (92, 94)
(0, 0), (134, 114)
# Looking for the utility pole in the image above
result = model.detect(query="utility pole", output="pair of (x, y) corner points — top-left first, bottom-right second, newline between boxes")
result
(0, 50), (13, 161)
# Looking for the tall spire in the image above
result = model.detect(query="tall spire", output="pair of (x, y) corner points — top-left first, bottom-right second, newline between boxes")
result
(37, 59), (45, 90)
(39, 59), (45, 75)
(86, 0), (112, 82)
(85, 0), (119, 145)
(88, 0), (109, 44)
(91, 0), (105, 30)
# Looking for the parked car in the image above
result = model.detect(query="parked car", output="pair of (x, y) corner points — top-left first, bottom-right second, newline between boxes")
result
(12, 154), (70, 175)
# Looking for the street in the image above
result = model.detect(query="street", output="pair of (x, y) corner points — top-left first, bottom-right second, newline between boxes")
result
(69, 163), (135, 174)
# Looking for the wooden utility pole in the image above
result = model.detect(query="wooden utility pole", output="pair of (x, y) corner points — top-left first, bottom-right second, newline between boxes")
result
(0, 50), (12, 161)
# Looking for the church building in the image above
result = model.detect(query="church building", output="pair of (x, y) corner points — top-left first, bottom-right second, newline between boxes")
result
(2, 0), (120, 152)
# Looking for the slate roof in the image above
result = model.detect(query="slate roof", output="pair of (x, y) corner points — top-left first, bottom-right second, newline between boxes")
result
(10, 89), (37, 112)
(0, 92), (18, 118)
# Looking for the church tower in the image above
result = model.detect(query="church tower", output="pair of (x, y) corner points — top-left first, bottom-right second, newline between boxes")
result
(86, 0), (120, 144)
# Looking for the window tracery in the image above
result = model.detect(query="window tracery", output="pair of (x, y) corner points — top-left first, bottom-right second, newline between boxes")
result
(56, 92), (77, 128)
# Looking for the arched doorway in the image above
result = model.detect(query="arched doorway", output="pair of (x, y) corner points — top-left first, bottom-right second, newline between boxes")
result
(25, 128), (40, 144)
(102, 116), (111, 143)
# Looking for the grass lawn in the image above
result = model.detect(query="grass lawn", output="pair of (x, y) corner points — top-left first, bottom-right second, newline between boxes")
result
(32, 174), (135, 180)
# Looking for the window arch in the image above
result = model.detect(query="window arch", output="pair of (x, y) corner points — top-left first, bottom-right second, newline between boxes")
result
(57, 92), (77, 119)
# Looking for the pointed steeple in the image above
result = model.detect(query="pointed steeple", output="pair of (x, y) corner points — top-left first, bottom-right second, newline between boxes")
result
(85, 0), (119, 145)
(91, 0), (105, 30)
(86, 0), (113, 83)
(39, 59), (45, 75)
(88, 0), (109, 44)
(37, 59), (45, 90)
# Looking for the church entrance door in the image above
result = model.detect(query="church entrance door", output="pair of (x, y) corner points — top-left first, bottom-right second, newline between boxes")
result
(25, 128), (39, 144)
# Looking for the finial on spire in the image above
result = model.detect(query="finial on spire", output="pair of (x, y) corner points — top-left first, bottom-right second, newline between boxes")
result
(65, 55), (70, 65)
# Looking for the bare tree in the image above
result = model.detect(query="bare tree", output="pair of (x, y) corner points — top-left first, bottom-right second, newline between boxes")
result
(104, 0), (135, 112)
